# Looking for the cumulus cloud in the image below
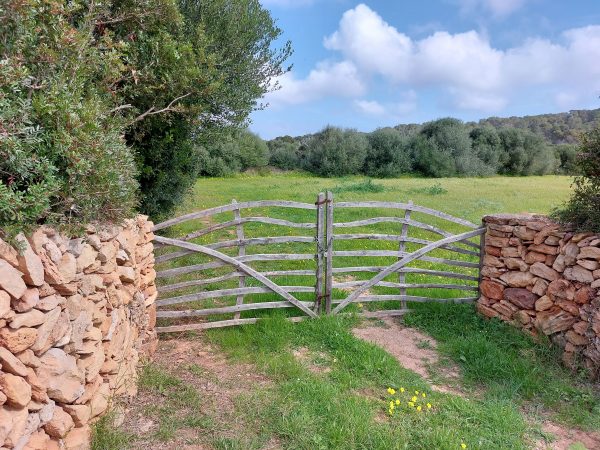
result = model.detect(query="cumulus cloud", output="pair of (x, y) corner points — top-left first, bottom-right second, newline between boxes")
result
(265, 60), (366, 106)
(457, 0), (529, 18)
(354, 91), (417, 117)
(320, 4), (600, 112)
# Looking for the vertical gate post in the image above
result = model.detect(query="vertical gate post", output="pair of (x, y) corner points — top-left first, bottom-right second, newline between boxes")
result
(324, 191), (334, 314)
(233, 200), (245, 320)
(477, 220), (486, 298)
(314, 193), (326, 314)
(399, 200), (413, 310)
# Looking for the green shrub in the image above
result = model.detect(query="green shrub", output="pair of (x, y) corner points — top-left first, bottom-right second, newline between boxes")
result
(553, 127), (600, 231)
(303, 127), (368, 177)
(363, 128), (412, 177)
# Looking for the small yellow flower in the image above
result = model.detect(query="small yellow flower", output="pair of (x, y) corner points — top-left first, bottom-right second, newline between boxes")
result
(389, 401), (395, 409)
(408, 401), (415, 407)
(461, 443), (467, 449)
(427, 403), (432, 409)
(389, 408), (394, 415)
(411, 396), (417, 402)
(395, 399), (400, 405)
(387, 387), (396, 395)
(416, 405), (422, 412)
(415, 390), (419, 395)
(422, 393), (426, 398)
(400, 387), (405, 393)
(358, 303), (364, 308)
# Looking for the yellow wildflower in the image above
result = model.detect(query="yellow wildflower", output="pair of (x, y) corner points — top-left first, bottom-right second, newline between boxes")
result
(411, 396), (417, 402)
(387, 387), (396, 395)
(389, 408), (394, 415)
(395, 399), (400, 405)
(389, 401), (395, 409)
(415, 390), (419, 395)
(416, 406), (422, 412)
(408, 401), (415, 407)
(461, 443), (467, 449)
(427, 403), (432, 409)
(358, 303), (364, 308)
(422, 393), (426, 398)
(400, 387), (405, 393)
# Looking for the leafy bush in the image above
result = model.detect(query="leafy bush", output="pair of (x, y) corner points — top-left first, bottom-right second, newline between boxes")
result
(553, 127), (600, 231)
(268, 137), (301, 170)
(363, 128), (412, 177)
(331, 179), (385, 193)
(303, 127), (368, 177)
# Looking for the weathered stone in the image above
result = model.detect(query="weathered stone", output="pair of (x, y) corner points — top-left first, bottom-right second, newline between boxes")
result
(573, 320), (589, 334)
(89, 382), (110, 418)
(555, 299), (580, 316)
(76, 245), (97, 272)
(29, 307), (61, 355)
(9, 309), (45, 329)
(15, 236), (44, 287)
(0, 372), (32, 407)
(492, 300), (518, 318)
(544, 235), (561, 246)
(117, 266), (136, 284)
(11, 288), (39, 313)
(480, 280), (504, 300)
(62, 404), (91, 427)
(574, 286), (594, 304)
(483, 255), (504, 268)
(578, 246), (600, 260)
(57, 253), (77, 284)
(524, 252), (547, 264)
(35, 294), (63, 312)
(2, 405), (28, 448)
(44, 405), (74, 439)
(23, 430), (51, 449)
(535, 308), (577, 335)
(514, 310), (531, 325)
(500, 246), (521, 258)
(563, 242), (580, 265)
(16, 349), (40, 368)
(499, 270), (534, 287)
(36, 349), (85, 403)
(547, 279), (575, 302)
(485, 235), (510, 248)
(0, 238), (19, 267)
(535, 295), (553, 311)
(577, 259), (600, 271)
(565, 330), (589, 346)
(572, 232), (594, 243)
(0, 291), (11, 319)
(532, 278), (549, 296)
(564, 265), (594, 284)
(530, 262), (560, 281)
(0, 260), (27, 299)
(63, 425), (91, 450)
(513, 226), (536, 240)
(529, 244), (558, 255)
(504, 258), (528, 271)
(0, 327), (37, 353)
(0, 347), (28, 377)
(552, 254), (567, 272)
(504, 288), (538, 309)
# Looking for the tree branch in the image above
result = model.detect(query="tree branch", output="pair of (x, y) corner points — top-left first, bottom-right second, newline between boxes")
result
(128, 93), (192, 125)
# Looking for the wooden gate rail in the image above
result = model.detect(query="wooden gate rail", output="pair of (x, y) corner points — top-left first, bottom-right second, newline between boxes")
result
(152, 192), (485, 332)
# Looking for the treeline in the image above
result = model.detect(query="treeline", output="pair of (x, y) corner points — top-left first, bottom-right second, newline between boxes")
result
(263, 118), (579, 177)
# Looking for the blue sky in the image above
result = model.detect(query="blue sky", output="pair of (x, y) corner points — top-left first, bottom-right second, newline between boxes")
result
(250, 0), (600, 139)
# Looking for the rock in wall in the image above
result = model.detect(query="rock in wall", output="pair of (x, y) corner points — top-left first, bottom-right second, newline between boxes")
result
(478, 213), (600, 380)
(0, 216), (157, 449)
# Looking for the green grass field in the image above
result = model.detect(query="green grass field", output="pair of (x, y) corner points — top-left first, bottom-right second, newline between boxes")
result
(98, 174), (600, 450)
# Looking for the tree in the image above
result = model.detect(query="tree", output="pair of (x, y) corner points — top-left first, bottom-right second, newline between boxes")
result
(552, 127), (600, 231)
(363, 128), (412, 177)
(268, 138), (301, 170)
(303, 127), (368, 177)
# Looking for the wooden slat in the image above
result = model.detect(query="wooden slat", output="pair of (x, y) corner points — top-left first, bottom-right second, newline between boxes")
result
(325, 191), (334, 314)
(156, 316), (306, 333)
(332, 227), (485, 314)
(331, 267), (478, 281)
(360, 309), (410, 318)
(355, 295), (478, 304)
(153, 200), (317, 231)
(157, 300), (314, 318)
(157, 285), (315, 307)
(333, 234), (478, 256)
(332, 281), (478, 291)
(330, 251), (479, 268)
(333, 217), (480, 250)
(159, 272), (243, 293)
(334, 201), (479, 228)
(154, 236), (318, 318)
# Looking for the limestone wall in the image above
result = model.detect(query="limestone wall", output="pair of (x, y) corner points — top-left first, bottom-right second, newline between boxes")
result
(478, 214), (600, 380)
(0, 216), (157, 449)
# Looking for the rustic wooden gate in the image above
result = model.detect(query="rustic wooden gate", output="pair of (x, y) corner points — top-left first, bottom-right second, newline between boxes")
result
(152, 192), (485, 333)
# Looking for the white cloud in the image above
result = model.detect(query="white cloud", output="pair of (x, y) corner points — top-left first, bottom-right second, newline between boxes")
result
(457, 0), (529, 18)
(265, 61), (366, 106)
(354, 91), (417, 118)
(320, 4), (600, 112)
(354, 100), (386, 115)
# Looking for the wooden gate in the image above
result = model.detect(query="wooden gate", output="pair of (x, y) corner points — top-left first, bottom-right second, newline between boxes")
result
(152, 193), (485, 332)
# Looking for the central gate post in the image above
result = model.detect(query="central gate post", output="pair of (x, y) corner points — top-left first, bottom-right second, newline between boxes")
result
(324, 191), (334, 314)
(314, 193), (326, 314)
(399, 200), (413, 311)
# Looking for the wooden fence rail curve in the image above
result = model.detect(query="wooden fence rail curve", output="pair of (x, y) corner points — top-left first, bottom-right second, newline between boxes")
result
(152, 192), (485, 332)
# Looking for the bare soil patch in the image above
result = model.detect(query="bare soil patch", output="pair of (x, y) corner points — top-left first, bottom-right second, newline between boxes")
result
(535, 422), (600, 450)
(352, 317), (463, 395)
(292, 346), (332, 374)
(122, 336), (274, 449)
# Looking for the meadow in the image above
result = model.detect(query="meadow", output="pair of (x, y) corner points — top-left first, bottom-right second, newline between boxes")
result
(97, 174), (600, 450)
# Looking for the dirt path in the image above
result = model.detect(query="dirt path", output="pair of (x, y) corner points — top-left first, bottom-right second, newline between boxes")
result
(121, 337), (277, 450)
(352, 316), (464, 395)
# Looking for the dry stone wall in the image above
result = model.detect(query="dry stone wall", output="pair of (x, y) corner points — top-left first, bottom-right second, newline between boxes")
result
(0, 216), (157, 449)
(477, 213), (600, 380)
